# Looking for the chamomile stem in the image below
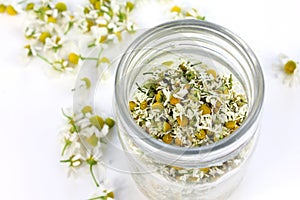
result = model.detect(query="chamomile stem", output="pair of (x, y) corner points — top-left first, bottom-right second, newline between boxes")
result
(96, 48), (104, 67)
(97, 48), (104, 58)
(61, 140), (71, 156)
(60, 158), (71, 163)
(89, 164), (100, 187)
(88, 196), (105, 200)
(64, 22), (74, 35)
(37, 53), (64, 72)
(190, 62), (202, 67)
(37, 53), (52, 65)
(81, 56), (99, 61)
(18, 0), (28, 4)
(61, 108), (79, 132)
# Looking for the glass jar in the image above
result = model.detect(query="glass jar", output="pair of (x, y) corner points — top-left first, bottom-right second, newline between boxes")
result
(114, 19), (264, 200)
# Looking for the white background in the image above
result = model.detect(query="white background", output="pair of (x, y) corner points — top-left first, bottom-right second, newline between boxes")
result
(0, 0), (300, 199)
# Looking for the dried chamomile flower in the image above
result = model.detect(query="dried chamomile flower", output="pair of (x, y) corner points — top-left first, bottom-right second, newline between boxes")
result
(273, 54), (300, 87)
(169, 5), (205, 20)
(60, 106), (115, 186)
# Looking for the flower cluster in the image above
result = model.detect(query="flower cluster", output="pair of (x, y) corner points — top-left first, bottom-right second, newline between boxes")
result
(77, 0), (136, 47)
(60, 106), (115, 186)
(23, 0), (79, 72)
(23, 0), (135, 72)
(169, 5), (205, 20)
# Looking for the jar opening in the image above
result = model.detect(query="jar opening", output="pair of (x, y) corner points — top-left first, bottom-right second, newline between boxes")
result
(115, 19), (264, 158)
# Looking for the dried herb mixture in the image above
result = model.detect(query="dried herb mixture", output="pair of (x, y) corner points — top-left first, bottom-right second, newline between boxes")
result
(129, 60), (248, 147)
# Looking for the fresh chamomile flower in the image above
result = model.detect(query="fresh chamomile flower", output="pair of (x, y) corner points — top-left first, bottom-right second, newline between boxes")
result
(273, 54), (300, 87)
(169, 5), (205, 20)
(60, 106), (115, 184)
(44, 35), (63, 51)
(24, 44), (38, 57)
(75, 0), (136, 48)
(88, 187), (115, 200)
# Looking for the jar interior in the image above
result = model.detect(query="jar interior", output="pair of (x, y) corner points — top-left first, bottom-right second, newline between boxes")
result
(115, 20), (264, 166)
(123, 30), (254, 140)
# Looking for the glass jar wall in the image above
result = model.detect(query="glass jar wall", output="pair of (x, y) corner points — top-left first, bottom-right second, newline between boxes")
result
(114, 19), (264, 200)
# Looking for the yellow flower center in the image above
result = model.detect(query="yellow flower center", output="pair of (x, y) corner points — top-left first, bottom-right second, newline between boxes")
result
(171, 5), (181, 13)
(89, 0), (97, 4)
(39, 32), (51, 43)
(107, 191), (114, 199)
(55, 2), (67, 12)
(94, 1), (101, 10)
(86, 133), (98, 147)
(6, 5), (18, 16)
(25, 3), (35, 11)
(105, 117), (115, 129)
(195, 129), (206, 140)
(81, 105), (93, 114)
(284, 60), (297, 75)
(199, 104), (211, 115)
(206, 69), (217, 79)
(126, 2), (134, 12)
(89, 115), (104, 130)
(0, 4), (6, 13)
(48, 16), (56, 23)
(99, 35), (107, 43)
(68, 53), (80, 65)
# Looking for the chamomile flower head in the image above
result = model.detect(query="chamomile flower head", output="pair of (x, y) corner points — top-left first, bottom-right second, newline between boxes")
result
(169, 5), (205, 20)
(89, 187), (115, 200)
(273, 54), (300, 87)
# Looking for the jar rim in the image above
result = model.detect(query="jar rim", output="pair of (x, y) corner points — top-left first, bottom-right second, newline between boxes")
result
(115, 19), (264, 157)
